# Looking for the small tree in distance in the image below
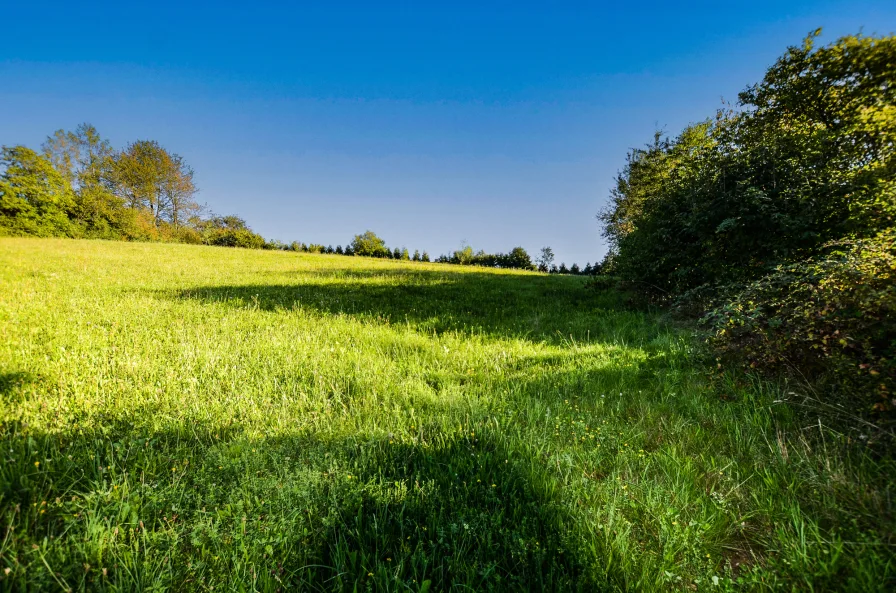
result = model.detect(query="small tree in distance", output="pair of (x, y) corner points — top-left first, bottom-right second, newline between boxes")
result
(536, 246), (554, 272)
(350, 231), (389, 258)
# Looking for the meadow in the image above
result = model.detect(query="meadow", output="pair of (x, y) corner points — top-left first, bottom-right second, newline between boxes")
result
(0, 238), (893, 591)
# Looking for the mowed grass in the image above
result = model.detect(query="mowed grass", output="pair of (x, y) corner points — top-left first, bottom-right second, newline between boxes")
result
(0, 239), (893, 592)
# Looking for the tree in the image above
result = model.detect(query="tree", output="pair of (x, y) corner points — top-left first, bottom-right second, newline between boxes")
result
(42, 123), (130, 237)
(0, 146), (76, 236)
(401, 248), (410, 260)
(601, 31), (896, 300)
(412, 249), (420, 261)
(570, 263), (580, 275)
(350, 230), (389, 257)
(42, 123), (114, 190)
(112, 140), (198, 229)
(452, 244), (474, 265)
(335, 245), (344, 255)
(202, 214), (248, 231)
(505, 246), (535, 270)
(536, 246), (554, 272)
(559, 263), (569, 274)
(421, 251), (430, 262)
(201, 214), (265, 249)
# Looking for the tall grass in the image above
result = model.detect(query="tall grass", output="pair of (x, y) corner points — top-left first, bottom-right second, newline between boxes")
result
(0, 238), (893, 591)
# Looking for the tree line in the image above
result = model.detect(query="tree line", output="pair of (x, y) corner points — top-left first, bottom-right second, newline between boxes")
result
(0, 139), (591, 274)
(599, 30), (895, 432)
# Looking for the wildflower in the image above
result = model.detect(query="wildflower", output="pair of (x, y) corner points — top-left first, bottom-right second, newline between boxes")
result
(34, 461), (40, 467)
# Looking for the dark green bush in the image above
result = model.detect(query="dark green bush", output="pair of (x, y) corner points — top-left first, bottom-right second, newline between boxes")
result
(703, 230), (896, 423)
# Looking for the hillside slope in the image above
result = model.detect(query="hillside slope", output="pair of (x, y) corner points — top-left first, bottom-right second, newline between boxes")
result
(1, 239), (892, 591)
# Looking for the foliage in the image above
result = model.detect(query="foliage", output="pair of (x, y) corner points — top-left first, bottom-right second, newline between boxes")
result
(704, 230), (896, 429)
(537, 246), (555, 272)
(0, 146), (77, 237)
(1, 239), (893, 590)
(601, 31), (896, 298)
(442, 244), (536, 270)
(204, 228), (266, 249)
(599, 30), (896, 421)
(112, 140), (199, 229)
(350, 230), (391, 258)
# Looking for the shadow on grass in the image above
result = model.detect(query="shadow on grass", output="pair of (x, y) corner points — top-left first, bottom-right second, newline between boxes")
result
(0, 415), (602, 591)
(0, 372), (34, 402)
(173, 268), (647, 346)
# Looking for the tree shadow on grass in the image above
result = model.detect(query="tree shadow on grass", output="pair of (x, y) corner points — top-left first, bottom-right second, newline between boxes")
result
(0, 415), (604, 592)
(173, 268), (654, 346)
(0, 372), (34, 403)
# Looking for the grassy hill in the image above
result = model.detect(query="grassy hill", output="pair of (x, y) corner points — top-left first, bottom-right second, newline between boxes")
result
(1, 239), (892, 591)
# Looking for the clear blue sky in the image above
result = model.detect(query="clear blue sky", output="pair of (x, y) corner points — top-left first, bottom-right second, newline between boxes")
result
(2, 1), (894, 266)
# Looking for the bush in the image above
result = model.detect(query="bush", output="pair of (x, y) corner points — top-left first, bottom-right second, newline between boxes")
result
(174, 226), (203, 244)
(204, 228), (266, 249)
(704, 230), (896, 424)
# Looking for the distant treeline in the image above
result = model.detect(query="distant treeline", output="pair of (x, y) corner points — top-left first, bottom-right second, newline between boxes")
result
(0, 129), (591, 274)
(266, 231), (597, 275)
(600, 30), (895, 432)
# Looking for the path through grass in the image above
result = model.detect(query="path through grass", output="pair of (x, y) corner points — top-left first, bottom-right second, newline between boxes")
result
(1, 239), (893, 591)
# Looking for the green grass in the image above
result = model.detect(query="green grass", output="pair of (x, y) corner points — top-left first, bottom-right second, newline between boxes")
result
(0, 238), (893, 591)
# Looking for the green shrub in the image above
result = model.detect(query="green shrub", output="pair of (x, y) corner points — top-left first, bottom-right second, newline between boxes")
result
(174, 226), (203, 244)
(704, 230), (896, 424)
(0, 146), (78, 237)
(203, 228), (266, 249)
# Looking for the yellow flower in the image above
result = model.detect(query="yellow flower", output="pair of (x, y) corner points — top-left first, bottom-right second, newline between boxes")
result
(34, 461), (40, 467)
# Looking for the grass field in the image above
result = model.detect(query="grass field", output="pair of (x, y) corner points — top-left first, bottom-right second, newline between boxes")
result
(1, 238), (893, 591)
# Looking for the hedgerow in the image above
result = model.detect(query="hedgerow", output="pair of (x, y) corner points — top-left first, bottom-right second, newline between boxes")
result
(703, 230), (896, 430)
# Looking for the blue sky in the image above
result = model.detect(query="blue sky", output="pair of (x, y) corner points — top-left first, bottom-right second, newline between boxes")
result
(2, 1), (894, 266)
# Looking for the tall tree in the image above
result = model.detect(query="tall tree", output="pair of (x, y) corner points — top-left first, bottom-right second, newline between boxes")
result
(42, 123), (114, 190)
(112, 140), (197, 228)
(42, 123), (125, 235)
